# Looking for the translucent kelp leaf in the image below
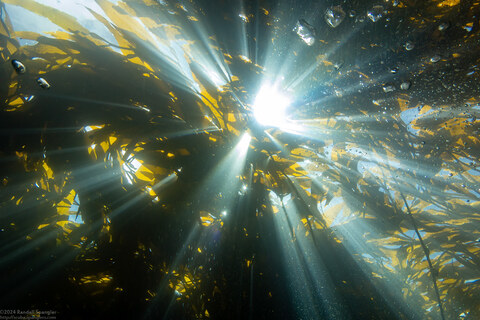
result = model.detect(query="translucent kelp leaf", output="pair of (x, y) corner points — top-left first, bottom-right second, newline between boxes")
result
(437, 0), (460, 7)
(199, 211), (215, 227)
(56, 189), (77, 215)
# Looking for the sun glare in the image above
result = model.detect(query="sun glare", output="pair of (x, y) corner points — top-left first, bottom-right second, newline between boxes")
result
(253, 85), (291, 127)
(238, 132), (252, 150)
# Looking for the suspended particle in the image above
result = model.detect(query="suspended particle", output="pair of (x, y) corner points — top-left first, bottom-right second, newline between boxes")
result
(400, 81), (411, 90)
(367, 5), (384, 22)
(333, 61), (344, 70)
(11, 59), (26, 74)
(349, 10), (356, 18)
(294, 19), (316, 46)
(404, 41), (414, 51)
(389, 67), (399, 74)
(325, 6), (346, 28)
(36, 77), (51, 89)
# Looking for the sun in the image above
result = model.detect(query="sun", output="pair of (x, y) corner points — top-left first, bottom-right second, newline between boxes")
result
(253, 85), (291, 127)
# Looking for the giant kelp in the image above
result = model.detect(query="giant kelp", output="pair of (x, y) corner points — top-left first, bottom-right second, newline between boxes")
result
(1, 0), (480, 319)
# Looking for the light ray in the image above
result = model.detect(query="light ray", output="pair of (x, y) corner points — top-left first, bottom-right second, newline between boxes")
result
(35, 93), (156, 112)
(331, 220), (426, 319)
(109, 173), (177, 220)
(270, 191), (348, 320)
(144, 224), (201, 320)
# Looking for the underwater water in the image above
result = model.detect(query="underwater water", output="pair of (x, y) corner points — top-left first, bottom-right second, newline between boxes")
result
(0, 0), (479, 319)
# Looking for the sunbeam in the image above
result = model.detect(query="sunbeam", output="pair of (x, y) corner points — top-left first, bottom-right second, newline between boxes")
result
(271, 191), (348, 320)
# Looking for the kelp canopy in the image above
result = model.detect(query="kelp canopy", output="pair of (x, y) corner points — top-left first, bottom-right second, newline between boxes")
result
(1, 0), (479, 319)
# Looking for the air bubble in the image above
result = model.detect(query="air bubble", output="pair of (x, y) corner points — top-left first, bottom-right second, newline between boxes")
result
(404, 41), (414, 51)
(294, 19), (316, 46)
(383, 83), (395, 93)
(325, 6), (346, 28)
(11, 59), (26, 74)
(400, 81), (411, 90)
(238, 13), (248, 22)
(36, 77), (51, 89)
(367, 5), (384, 22)
(438, 22), (449, 31)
